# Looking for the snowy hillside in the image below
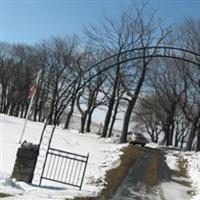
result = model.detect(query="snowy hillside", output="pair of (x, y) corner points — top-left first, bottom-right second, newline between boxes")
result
(60, 114), (122, 136)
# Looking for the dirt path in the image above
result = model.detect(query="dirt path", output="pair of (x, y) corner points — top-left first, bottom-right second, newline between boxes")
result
(107, 147), (165, 200)
(105, 146), (192, 200)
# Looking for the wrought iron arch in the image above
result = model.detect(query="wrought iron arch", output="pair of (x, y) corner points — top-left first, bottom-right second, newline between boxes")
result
(55, 46), (200, 121)
(60, 46), (200, 100)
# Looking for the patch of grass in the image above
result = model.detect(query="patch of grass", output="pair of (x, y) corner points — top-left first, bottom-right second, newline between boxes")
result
(178, 157), (189, 178)
(171, 156), (191, 187)
(0, 192), (12, 198)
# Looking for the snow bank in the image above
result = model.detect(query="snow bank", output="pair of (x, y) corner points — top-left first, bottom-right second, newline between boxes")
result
(0, 114), (127, 199)
(146, 142), (163, 149)
(186, 152), (200, 200)
(160, 181), (191, 200)
(165, 151), (179, 171)
(164, 150), (200, 200)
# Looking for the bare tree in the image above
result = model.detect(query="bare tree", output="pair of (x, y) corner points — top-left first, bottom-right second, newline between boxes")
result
(84, 7), (134, 137)
(119, 4), (171, 143)
(37, 36), (79, 125)
(176, 18), (200, 151)
(0, 42), (12, 113)
(76, 53), (106, 133)
(133, 95), (162, 143)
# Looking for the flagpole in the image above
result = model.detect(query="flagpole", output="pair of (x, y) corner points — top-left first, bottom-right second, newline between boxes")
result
(19, 69), (42, 144)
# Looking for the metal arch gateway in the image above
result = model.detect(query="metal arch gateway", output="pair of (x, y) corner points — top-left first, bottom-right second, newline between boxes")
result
(72, 45), (200, 91)
(74, 45), (200, 81)
(36, 46), (200, 188)
(54, 46), (200, 111)
(53, 45), (200, 122)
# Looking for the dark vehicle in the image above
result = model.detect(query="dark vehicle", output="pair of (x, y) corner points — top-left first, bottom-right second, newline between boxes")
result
(128, 132), (147, 147)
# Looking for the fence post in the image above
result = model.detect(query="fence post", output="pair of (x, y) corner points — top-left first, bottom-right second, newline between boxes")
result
(79, 153), (89, 190)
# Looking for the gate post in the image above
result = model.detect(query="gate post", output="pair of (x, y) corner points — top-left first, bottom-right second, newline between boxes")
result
(79, 153), (89, 190)
(12, 141), (39, 183)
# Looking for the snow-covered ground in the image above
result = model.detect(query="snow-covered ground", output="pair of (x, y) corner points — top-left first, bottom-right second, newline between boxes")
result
(146, 142), (200, 200)
(0, 114), (200, 200)
(163, 149), (200, 200)
(0, 114), (127, 199)
(163, 150), (191, 200)
(185, 152), (200, 200)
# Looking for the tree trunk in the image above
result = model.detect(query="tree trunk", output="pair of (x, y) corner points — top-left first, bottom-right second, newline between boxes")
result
(120, 100), (135, 143)
(102, 66), (120, 138)
(120, 62), (147, 143)
(14, 104), (20, 117)
(33, 104), (38, 121)
(180, 135), (184, 149)
(196, 128), (200, 151)
(4, 102), (10, 114)
(108, 100), (119, 137)
(168, 103), (176, 146)
(48, 87), (57, 125)
(9, 103), (16, 116)
(0, 85), (6, 113)
(155, 135), (159, 143)
(80, 112), (87, 133)
(86, 108), (95, 133)
(185, 125), (197, 151)
(149, 130), (156, 142)
(185, 115), (199, 151)
(38, 99), (45, 122)
(86, 112), (92, 133)
(38, 105), (42, 122)
(23, 102), (27, 118)
(169, 123), (175, 146)
(101, 95), (115, 137)
(174, 133), (179, 147)
(48, 109), (54, 125)
(20, 104), (23, 118)
(64, 96), (76, 129)
(162, 119), (172, 146)
(64, 111), (73, 129)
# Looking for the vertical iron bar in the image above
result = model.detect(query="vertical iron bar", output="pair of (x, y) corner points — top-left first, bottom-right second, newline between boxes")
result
(79, 153), (89, 190)
(49, 152), (56, 179)
(57, 153), (64, 181)
(69, 158), (75, 184)
(76, 161), (83, 186)
(39, 124), (56, 186)
(65, 156), (72, 183)
(61, 157), (68, 182)
(45, 153), (52, 177)
(72, 160), (79, 185)
(53, 154), (60, 180)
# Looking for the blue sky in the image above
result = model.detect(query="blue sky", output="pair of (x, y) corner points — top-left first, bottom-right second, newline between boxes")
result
(0, 0), (200, 44)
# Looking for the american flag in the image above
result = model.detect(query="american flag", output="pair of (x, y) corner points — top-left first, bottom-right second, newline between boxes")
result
(27, 84), (37, 100)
